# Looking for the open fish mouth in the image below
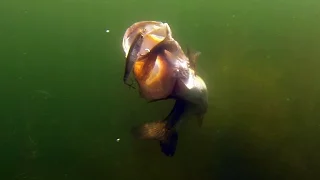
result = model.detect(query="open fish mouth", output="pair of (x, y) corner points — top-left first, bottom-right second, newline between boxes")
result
(122, 21), (172, 58)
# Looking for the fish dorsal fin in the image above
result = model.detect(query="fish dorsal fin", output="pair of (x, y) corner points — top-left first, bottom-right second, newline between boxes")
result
(186, 46), (201, 71)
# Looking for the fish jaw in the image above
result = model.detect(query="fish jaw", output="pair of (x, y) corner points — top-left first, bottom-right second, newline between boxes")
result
(122, 21), (172, 58)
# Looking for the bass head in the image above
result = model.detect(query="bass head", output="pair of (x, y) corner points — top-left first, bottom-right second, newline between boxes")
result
(122, 21), (172, 58)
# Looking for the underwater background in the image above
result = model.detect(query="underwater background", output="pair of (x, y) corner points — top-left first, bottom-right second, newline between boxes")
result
(1, 0), (320, 179)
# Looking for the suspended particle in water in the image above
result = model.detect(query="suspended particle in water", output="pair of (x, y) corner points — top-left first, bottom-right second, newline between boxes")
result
(33, 90), (52, 100)
(222, 66), (229, 72)
(116, 138), (120, 142)
(106, 29), (110, 33)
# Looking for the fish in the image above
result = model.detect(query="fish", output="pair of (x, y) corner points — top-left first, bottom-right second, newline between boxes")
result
(131, 44), (208, 156)
(122, 21), (208, 157)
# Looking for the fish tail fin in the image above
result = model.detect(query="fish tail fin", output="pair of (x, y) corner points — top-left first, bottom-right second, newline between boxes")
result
(159, 130), (178, 157)
(131, 121), (178, 157)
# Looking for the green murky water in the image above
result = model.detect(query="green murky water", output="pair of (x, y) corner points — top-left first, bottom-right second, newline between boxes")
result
(1, 0), (320, 179)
